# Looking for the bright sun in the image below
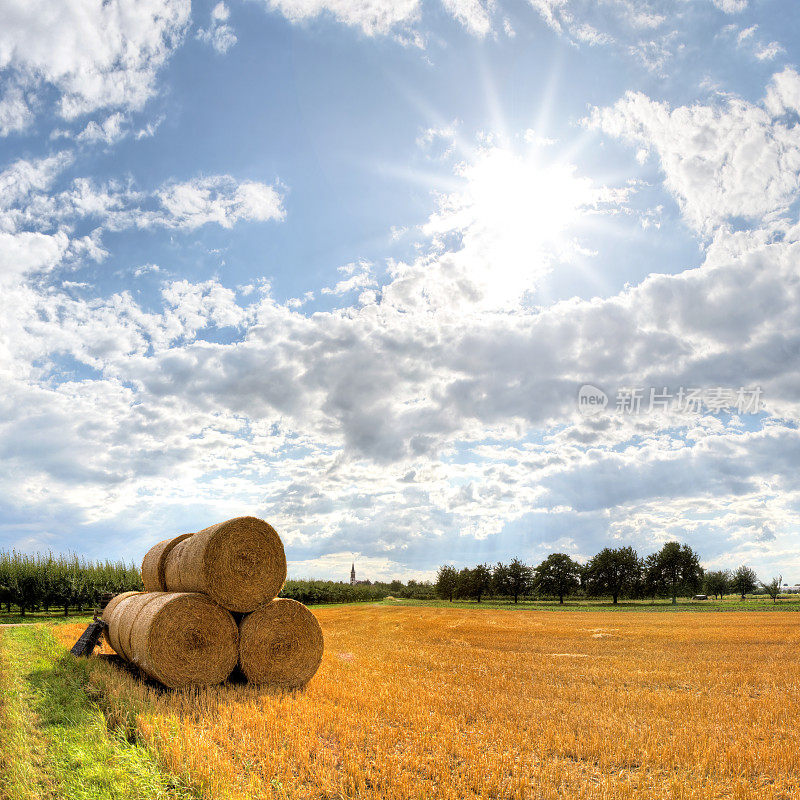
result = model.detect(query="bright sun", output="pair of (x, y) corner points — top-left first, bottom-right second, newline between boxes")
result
(423, 140), (597, 308)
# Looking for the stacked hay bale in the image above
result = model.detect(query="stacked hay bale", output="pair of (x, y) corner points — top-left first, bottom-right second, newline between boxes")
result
(103, 516), (323, 689)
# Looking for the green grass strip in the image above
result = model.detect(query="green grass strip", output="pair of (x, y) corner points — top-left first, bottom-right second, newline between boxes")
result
(0, 625), (194, 800)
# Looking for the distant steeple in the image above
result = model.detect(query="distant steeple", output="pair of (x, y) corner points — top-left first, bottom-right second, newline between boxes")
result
(350, 562), (356, 586)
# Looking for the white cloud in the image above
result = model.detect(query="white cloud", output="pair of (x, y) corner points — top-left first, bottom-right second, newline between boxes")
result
(439, 0), (493, 37)
(254, 0), (498, 36)
(0, 85), (33, 136)
(156, 176), (285, 229)
(711, 0), (747, 11)
(321, 261), (376, 296)
(0, 0), (190, 120)
(586, 69), (800, 234)
(76, 113), (128, 145)
(197, 2), (238, 54)
(0, 230), (69, 285)
(755, 41), (785, 61)
(256, 0), (421, 36)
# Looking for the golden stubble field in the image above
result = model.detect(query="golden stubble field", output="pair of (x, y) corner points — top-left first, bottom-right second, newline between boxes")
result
(56, 606), (800, 800)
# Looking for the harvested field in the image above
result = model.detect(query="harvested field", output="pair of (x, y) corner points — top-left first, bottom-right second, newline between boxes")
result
(54, 606), (800, 800)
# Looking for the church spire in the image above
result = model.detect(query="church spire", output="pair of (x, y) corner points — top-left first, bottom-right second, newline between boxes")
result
(350, 562), (356, 586)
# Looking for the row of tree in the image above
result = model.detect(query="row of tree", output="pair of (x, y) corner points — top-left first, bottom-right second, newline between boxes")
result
(0, 550), (438, 614)
(436, 543), (779, 604)
(0, 551), (142, 616)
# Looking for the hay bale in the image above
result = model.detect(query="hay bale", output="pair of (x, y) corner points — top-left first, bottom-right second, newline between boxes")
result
(108, 592), (238, 688)
(101, 591), (140, 624)
(102, 591), (140, 653)
(141, 533), (193, 591)
(239, 598), (324, 688)
(163, 517), (286, 613)
(112, 592), (168, 661)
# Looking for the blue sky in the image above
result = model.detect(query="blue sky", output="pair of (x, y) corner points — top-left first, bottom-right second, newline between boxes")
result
(2, 0), (800, 583)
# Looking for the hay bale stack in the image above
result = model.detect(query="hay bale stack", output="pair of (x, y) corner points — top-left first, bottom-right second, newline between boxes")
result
(141, 533), (193, 591)
(163, 517), (286, 612)
(239, 598), (324, 688)
(105, 591), (238, 688)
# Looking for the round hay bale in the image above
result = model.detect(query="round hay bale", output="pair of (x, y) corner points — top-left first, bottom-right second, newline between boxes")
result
(102, 591), (140, 653)
(101, 591), (140, 624)
(163, 517), (286, 613)
(239, 598), (324, 688)
(114, 592), (168, 661)
(128, 593), (238, 688)
(141, 533), (194, 591)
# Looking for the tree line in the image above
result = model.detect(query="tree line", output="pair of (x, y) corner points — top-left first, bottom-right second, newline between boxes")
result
(0, 550), (438, 614)
(0, 545), (781, 615)
(436, 543), (780, 604)
(0, 551), (142, 616)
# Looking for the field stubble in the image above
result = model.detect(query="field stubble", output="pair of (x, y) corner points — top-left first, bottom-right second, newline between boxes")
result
(54, 606), (800, 800)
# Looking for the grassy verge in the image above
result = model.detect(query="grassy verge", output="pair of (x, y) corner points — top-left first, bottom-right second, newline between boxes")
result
(0, 612), (96, 626)
(0, 625), (194, 800)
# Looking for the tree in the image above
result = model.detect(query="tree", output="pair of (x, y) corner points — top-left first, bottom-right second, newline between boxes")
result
(493, 559), (533, 604)
(651, 542), (703, 604)
(470, 564), (493, 603)
(761, 575), (783, 604)
(584, 547), (640, 605)
(642, 552), (662, 602)
(435, 565), (458, 602)
(731, 565), (758, 600)
(703, 569), (730, 600)
(534, 553), (582, 604)
(455, 566), (492, 603)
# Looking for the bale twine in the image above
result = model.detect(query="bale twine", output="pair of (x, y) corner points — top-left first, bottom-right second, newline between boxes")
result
(101, 591), (140, 653)
(239, 598), (324, 688)
(141, 533), (193, 591)
(127, 593), (238, 688)
(163, 517), (286, 613)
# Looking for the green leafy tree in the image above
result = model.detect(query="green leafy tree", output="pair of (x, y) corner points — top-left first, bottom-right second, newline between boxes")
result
(731, 565), (758, 600)
(651, 542), (703, 604)
(761, 575), (783, 604)
(584, 547), (641, 605)
(470, 564), (493, 603)
(641, 553), (661, 602)
(493, 559), (533, 604)
(534, 553), (582, 604)
(703, 569), (730, 600)
(435, 565), (458, 602)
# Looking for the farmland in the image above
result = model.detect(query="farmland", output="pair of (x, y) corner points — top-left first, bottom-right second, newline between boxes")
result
(2, 604), (796, 800)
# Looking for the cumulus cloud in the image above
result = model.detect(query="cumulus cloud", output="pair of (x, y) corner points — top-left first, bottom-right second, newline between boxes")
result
(3, 68), (800, 576)
(586, 69), (800, 234)
(0, 0), (190, 120)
